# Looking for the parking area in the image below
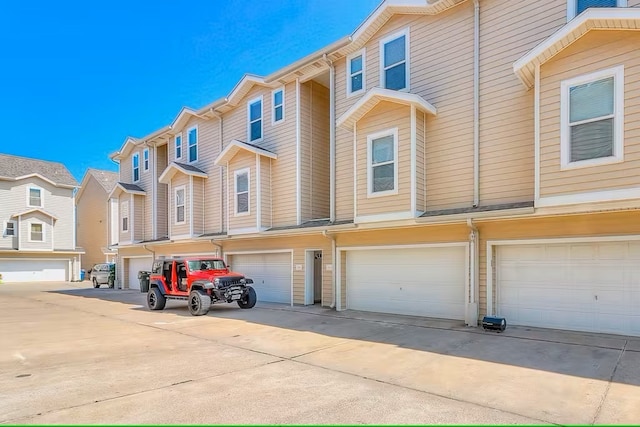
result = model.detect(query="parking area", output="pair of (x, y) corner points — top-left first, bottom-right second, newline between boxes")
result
(2, 281), (640, 424)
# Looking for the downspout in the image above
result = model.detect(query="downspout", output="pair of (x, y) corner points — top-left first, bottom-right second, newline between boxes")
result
(466, 218), (479, 327)
(210, 239), (223, 258)
(143, 244), (155, 265)
(473, 0), (480, 207)
(322, 230), (337, 309)
(322, 54), (336, 223)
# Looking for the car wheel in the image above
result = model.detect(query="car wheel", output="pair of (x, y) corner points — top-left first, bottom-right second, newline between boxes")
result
(147, 287), (166, 311)
(237, 286), (257, 309)
(92, 278), (99, 288)
(188, 290), (211, 316)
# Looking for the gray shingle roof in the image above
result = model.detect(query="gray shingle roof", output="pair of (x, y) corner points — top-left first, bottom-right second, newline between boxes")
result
(174, 162), (207, 174)
(0, 153), (78, 187)
(87, 168), (118, 193)
(117, 182), (145, 192)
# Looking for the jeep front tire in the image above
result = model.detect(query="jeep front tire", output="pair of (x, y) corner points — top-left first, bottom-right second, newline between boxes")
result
(188, 289), (211, 316)
(237, 286), (257, 309)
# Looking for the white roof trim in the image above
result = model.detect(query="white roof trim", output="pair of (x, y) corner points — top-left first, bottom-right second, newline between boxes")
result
(12, 208), (59, 221)
(214, 140), (278, 166)
(514, 8), (640, 88)
(0, 173), (77, 189)
(108, 183), (146, 199)
(170, 107), (200, 132)
(158, 163), (208, 185)
(336, 87), (437, 129)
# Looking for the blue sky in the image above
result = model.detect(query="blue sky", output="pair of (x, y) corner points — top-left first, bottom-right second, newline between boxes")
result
(0, 0), (380, 183)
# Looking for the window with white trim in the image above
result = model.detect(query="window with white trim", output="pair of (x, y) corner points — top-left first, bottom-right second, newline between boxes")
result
(27, 187), (42, 207)
(143, 148), (149, 171)
(234, 169), (250, 215)
(248, 96), (263, 142)
(175, 134), (183, 160)
(187, 126), (198, 163)
(121, 201), (129, 232)
(29, 222), (43, 242)
(132, 153), (140, 182)
(568, 0), (626, 20)
(347, 49), (366, 95)
(561, 65), (624, 169)
(175, 186), (186, 224)
(380, 29), (409, 91)
(272, 88), (284, 124)
(3, 220), (16, 237)
(367, 128), (398, 197)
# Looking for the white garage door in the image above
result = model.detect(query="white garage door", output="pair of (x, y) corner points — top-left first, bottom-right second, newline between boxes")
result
(229, 253), (291, 304)
(0, 260), (68, 282)
(127, 257), (153, 290)
(497, 241), (640, 336)
(346, 246), (466, 320)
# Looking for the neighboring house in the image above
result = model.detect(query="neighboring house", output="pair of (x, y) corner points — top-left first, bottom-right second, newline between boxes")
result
(76, 168), (119, 272)
(109, 0), (640, 337)
(0, 153), (82, 282)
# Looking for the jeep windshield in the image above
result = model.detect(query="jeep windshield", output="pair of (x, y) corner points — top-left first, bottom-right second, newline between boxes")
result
(187, 259), (227, 271)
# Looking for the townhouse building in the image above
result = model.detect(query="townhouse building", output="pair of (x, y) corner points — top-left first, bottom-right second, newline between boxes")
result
(110, 0), (640, 337)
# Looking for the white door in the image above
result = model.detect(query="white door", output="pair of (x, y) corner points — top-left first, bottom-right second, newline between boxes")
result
(229, 253), (291, 304)
(497, 241), (640, 336)
(0, 260), (68, 282)
(346, 246), (467, 320)
(127, 257), (153, 290)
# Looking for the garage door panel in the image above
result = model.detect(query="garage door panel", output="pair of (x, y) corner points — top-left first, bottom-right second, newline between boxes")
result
(347, 247), (466, 320)
(229, 253), (291, 304)
(128, 257), (152, 290)
(0, 260), (68, 282)
(498, 241), (640, 336)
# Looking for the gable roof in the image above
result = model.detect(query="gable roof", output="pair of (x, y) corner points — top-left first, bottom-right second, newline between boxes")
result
(214, 140), (278, 165)
(76, 168), (119, 201)
(0, 153), (78, 188)
(12, 208), (59, 221)
(514, 8), (640, 88)
(158, 162), (208, 184)
(337, 87), (437, 129)
(108, 182), (146, 199)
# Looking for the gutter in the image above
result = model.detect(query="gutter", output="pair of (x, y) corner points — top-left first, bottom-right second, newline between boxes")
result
(473, 0), (480, 207)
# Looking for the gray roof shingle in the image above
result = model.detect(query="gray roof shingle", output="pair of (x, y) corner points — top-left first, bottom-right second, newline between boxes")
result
(117, 182), (145, 193)
(87, 168), (118, 193)
(0, 153), (78, 187)
(174, 162), (207, 174)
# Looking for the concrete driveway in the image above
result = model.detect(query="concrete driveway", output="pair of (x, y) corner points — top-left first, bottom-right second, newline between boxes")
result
(1, 282), (640, 424)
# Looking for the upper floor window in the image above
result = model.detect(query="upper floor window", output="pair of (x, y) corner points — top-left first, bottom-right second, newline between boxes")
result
(367, 128), (398, 197)
(132, 153), (140, 182)
(380, 29), (409, 91)
(29, 222), (43, 242)
(560, 65), (624, 169)
(347, 49), (366, 96)
(3, 220), (16, 237)
(568, 0), (627, 19)
(272, 88), (284, 124)
(143, 148), (149, 172)
(27, 187), (42, 207)
(248, 96), (263, 142)
(121, 201), (129, 232)
(175, 186), (186, 224)
(234, 169), (250, 215)
(187, 126), (198, 163)
(175, 134), (183, 160)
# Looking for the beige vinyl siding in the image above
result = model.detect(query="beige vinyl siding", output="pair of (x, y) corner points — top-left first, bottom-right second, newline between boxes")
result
(223, 234), (333, 306)
(227, 150), (256, 231)
(192, 177), (204, 235)
(47, 185), (75, 250)
(477, 210), (640, 319)
(300, 80), (331, 221)
(539, 31), (640, 197)
(140, 149), (153, 241)
(120, 153), (133, 183)
(19, 212), (52, 250)
(0, 180), (18, 249)
(133, 194), (144, 242)
(335, 124), (355, 221)
(479, 0), (566, 205)
(118, 193), (131, 243)
(76, 177), (109, 270)
(170, 173), (189, 237)
(416, 110), (426, 211)
(260, 156), (272, 229)
(356, 102), (411, 216)
(221, 83), (297, 227)
(156, 144), (168, 238)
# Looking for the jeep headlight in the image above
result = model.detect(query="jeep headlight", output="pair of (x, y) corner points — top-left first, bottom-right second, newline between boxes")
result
(239, 278), (246, 284)
(213, 278), (221, 288)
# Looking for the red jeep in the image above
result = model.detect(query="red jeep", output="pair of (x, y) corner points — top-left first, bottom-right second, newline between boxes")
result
(146, 257), (257, 316)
